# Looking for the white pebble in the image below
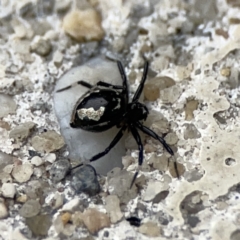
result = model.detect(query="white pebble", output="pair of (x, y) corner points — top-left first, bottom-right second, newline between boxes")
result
(31, 156), (44, 166)
(62, 198), (79, 211)
(44, 153), (56, 163)
(0, 203), (8, 218)
(1, 183), (16, 198)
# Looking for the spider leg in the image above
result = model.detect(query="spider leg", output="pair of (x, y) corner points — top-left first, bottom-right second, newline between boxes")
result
(129, 124), (144, 188)
(136, 122), (179, 178)
(70, 125), (127, 172)
(96, 81), (123, 90)
(117, 61), (129, 103)
(56, 80), (93, 92)
(132, 62), (149, 102)
(136, 122), (173, 155)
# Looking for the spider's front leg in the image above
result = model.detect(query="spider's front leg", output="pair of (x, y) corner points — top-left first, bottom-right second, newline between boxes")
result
(95, 81), (123, 90)
(56, 80), (93, 92)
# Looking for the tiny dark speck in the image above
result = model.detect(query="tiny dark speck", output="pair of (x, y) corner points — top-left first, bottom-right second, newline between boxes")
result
(126, 216), (141, 227)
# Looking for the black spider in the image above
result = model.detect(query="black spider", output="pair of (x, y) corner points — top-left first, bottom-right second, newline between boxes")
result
(56, 61), (179, 187)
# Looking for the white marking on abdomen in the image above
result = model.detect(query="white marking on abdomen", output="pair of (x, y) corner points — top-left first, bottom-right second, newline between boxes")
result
(77, 107), (105, 121)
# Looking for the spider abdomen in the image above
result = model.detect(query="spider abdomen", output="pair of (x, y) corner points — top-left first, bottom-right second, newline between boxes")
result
(70, 88), (126, 132)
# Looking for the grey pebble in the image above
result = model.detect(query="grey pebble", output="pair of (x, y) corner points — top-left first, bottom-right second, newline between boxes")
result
(9, 122), (35, 143)
(49, 159), (70, 183)
(25, 214), (52, 237)
(0, 94), (17, 118)
(19, 199), (41, 218)
(70, 165), (100, 196)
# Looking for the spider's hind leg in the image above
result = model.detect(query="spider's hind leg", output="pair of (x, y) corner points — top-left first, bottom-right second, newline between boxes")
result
(136, 122), (180, 179)
(56, 80), (93, 93)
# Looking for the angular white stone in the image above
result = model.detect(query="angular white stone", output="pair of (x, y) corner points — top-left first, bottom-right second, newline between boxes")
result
(1, 183), (16, 198)
(53, 58), (126, 175)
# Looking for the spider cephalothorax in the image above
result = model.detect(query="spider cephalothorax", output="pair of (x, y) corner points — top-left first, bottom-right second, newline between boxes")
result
(56, 61), (178, 187)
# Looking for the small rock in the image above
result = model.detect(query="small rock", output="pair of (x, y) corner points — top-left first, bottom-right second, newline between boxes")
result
(1, 183), (16, 198)
(62, 9), (104, 42)
(0, 153), (14, 169)
(11, 229), (28, 240)
(50, 192), (64, 209)
(71, 211), (84, 227)
(142, 180), (169, 202)
(160, 85), (182, 104)
(29, 19), (52, 36)
(12, 163), (33, 183)
(0, 121), (10, 130)
(3, 164), (13, 174)
(144, 143), (157, 153)
(152, 190), (169, 203)
(31, 130), (65, 153)
(122, 156), (135, 169)
(11, 38), (30, 54)
(183, 123), (201, 139)
(31, 156), (44, 166)
(44, 153), (56, 163)
(11, 18), (27, 38)
(62, 224), (76, 236)
(49, 159), (70, 183)
(184, 169), (203, 182)
(150, 118), (170, 134)
(19, 199), (41, 218)
(144, 76), (175, 101)
(185, 99), (199, 121)
(149, 154), (168, 172)
(216, 201), (228, 210)
(55, 0), (71, 13)
(61, 212), (72, 225)
(71, 165), (100, 196)
(0, 172), (12, 183)
(16, 194), (28, 203)
(0, 202), (8, 219)
(16, 0), (34, 17)
(53, 51), (63, 67)
(169, 161), (185, 178)
(164, 132), (178, 145)
(82, 208), (110, 234)
(138, 221), (161, 237)
(220, 67), (231, 77)
(0, 94), (17, 118)
(194, 0), (217, 21)
(25, 214), (52, 236)
(140, 161), (152, 173)
(62, 198), (80, 212)
(9, 122), (35, 143)
(33, 168), (43, 178)
(105, 195), (123, 223)
(215, 29), (229, 39)
(30, 36), (52, 56)
(107, 168), (138, 204)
